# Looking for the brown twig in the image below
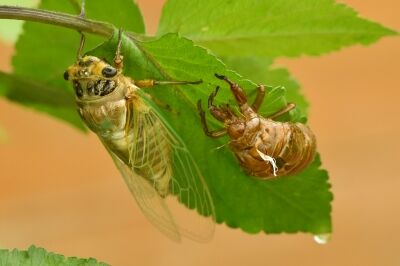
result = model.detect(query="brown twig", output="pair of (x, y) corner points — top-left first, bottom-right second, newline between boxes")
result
(0, 5), (114, 37)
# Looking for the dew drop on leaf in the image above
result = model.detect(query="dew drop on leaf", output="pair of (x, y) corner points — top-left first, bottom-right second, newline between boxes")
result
(313, 233), (331, 244)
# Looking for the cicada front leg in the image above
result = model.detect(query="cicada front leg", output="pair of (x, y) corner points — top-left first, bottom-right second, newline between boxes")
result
(267, 103), (296, 119)
(197, 85), (231, 138)
(251, 85), (266, 112)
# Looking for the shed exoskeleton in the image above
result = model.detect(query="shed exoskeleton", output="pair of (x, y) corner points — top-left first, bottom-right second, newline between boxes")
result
(198, 74), (316, 178)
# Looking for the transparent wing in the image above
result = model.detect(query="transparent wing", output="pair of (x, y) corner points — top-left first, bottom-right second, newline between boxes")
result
(104, 94), (215, 242)
(106, 149), (182, 241)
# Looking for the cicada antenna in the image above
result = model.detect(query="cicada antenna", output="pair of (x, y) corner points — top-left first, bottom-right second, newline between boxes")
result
(76, 0), (86, 61)
(76, 34), (86, 62)
(114, 28), (124, 70)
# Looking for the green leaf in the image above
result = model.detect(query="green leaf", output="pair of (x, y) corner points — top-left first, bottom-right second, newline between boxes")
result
(0, 245), (109, 266)
(158, 0), (397, 57)
(89, 31), (332, 234)
(4, 0), (144, 130)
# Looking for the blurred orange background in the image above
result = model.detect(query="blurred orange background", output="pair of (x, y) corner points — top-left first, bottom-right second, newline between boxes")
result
(1, 0), (399, 265)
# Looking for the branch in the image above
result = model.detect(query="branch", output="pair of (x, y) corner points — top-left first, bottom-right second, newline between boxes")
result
(0, 5), (113, 37)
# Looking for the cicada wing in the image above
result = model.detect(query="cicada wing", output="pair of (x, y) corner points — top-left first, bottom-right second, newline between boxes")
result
(165, 119), (216, 241)
(106, 149), (182, 242)
(126, 93), (215, 242)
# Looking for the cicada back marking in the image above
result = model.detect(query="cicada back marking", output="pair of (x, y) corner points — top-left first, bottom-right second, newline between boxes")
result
(64, 30), (215, 242)
(197, 74), (316, 178)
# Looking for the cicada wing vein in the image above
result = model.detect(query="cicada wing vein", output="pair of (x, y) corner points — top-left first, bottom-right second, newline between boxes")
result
(128, 96), (216, 242)
(103, 92), (215, 242)
(106, 148), (182, 242)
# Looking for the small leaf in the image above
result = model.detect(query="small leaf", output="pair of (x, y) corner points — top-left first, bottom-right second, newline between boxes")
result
(90, 32), (332, 234)
(0, 245), (109, 266)
(158, 0), (397, 57)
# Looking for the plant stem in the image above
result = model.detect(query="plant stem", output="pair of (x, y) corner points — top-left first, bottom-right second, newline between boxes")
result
(0, 5), (113, 37)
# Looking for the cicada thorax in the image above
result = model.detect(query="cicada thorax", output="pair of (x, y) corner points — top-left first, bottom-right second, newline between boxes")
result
(227, 114), (316, 178)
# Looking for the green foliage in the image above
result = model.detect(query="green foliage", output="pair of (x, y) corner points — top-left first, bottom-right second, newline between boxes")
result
(0, 0), (396, 236)
(158, 0), (397, 57)
(0, 245), (108, 266)
(90, 30), (331, 234)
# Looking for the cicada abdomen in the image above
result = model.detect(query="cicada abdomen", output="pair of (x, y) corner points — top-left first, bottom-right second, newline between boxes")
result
(198, 74), (316, 178)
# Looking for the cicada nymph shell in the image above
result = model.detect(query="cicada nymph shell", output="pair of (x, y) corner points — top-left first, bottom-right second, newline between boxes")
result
(64, 31), (215, 242)
(198, 74), (316, 178)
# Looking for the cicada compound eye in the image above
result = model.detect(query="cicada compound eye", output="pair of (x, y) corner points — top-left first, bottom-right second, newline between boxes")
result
(102, 66), (117, 78)
(63, 70), (69, 81)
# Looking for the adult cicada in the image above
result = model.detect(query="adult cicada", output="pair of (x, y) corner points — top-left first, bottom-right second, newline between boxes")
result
(64, 31), (215, 242)
(198, 74), (316, 178)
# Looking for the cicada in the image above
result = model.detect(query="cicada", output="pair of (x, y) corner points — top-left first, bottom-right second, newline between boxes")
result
(64, 31), (215, 242)
(198, 74), (316, 178)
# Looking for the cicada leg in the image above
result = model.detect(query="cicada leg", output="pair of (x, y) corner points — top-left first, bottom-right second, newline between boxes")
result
(114, 28), (124, 70)
(197, 84), (239, 138)
(267, 103), (296, 120)
(251, 85), (266, 112)
(134, 79), (202, 88)
(76, 33), (86, 61)
(197, 99), (227, 138)
(215, 74), (248, 107)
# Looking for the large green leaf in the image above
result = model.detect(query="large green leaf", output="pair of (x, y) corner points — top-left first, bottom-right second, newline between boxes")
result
(158, 0), (397, 57)
(89, 32), (332, 234)
(9, 0), (144, 130)
(0, 245), (108, 266)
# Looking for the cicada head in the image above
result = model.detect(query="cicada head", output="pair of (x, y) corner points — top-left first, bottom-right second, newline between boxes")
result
(64, 56), (120, 99)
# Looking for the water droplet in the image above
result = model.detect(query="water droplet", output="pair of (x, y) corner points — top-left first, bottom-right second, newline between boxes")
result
(313, 234), (331, 244)
(201, 26), (209, 32)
